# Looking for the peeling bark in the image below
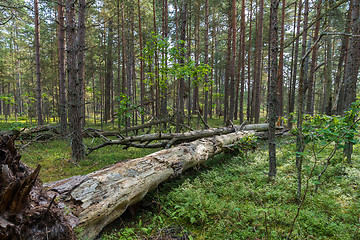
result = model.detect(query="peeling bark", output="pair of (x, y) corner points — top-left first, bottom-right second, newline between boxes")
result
(46, 129), (257, 240)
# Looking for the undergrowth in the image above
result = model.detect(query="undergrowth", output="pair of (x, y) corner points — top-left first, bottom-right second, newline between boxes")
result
(101, 137), (360, 240)
(2, 116), (359, 239)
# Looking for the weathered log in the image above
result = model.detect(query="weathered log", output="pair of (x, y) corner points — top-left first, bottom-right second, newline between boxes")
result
(46, 129), (256, 239)
(86, 123), (279, 154)
(0, 135), (76, 240)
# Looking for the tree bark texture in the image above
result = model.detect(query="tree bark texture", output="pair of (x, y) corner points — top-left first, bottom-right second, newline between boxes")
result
(203, 0), (209, 124)
(34, 0), (43, 126)
(66, 0), (86, 161)
(268, 0), (279, 177)
(337, 0), (360, 114)
(336, 0), (360, 163)
(57, 0), (67, 136)
(176, 0), (187, 132)
(104, 20), (114, 123)
(253, 0), (264, 124)
(305, 0), (321, 115)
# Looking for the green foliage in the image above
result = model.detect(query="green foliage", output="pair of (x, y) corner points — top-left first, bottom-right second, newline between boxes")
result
(9, 121), (30, 131)
(116, 94), (144, 128)
(142, 33), (211, 91)
(233, 135), (258, 156)
(301, 100), (360, 147)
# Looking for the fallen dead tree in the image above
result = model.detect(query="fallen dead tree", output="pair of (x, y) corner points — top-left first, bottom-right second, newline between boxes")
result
(45, 125), (274, 240)
(0, 136), (75, 240)
(86, 123), (280, 154)
(8, 117), (173, 144)
(83, 116), (174, 138)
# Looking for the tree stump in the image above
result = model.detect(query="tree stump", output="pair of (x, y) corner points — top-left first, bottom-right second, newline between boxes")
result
(0, 135), (76, 240)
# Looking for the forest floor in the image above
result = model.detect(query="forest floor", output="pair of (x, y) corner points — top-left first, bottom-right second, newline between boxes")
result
(1, 117), (359, 239)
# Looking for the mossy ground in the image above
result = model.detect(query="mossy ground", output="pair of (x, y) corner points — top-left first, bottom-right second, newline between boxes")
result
(101, 137), (360, 240)
(1, 116), (359, 239)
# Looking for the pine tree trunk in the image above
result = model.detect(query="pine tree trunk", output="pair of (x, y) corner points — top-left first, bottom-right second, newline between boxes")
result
(66, 0), (86, 161)
(305, 0), (321, 115)
(34, 0), (43, 126)
(253, 0), (264, 124)
(247, 0), (253, 122)
(333, 3), (351, 108)
(78, 0), (86, 128)
(176, 0), (187, 132)
(296, 0), (309, 200)
(289, 0), (302, 128)
(336, 0), (360, 163)
(268, 0), (279, 177)
(104, 21), (113, 123)
(228, 0), (237, 124)
(277, 0), (286, 119)
(204, 0), (209, 125)
(160, 0), (168, 120)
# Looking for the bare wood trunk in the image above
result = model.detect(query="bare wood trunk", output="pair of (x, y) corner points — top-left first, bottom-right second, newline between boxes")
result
(47, 128), (259, 240)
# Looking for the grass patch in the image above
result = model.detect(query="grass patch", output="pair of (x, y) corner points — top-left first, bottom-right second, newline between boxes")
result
(20, 138), (159, 183)
(101, 137), (360, 240)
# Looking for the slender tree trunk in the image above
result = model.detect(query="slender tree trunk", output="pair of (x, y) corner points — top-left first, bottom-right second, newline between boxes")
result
(34, 0), (43, 126)
(277, 0), (286, 120)
(186, 0), (191, 122)
(129, 8), (136, 127)
(237, 0), (246, 124)
(58, 0), (67, 135)
(204, 0), (209, 125)
(105, 21), (113, 123)
(336, 0), (360, 163)
(323, 36), (333, 115)
(253, 0), (264, 124)
(224, 7), (232, 124)
(210, 12), (215, 120)
(296, 0), (308, 200)
(306, 0), (321, 115)
(66, 0), (86, 161)
(160, 0), (168, 119)
(78, 0), (86, 128)
(289, 0), (302, 128)
(228, 0), (236, 124)
(176, 0), (187, 132)
(247, 0), (253, 122)
(121, 3), (127, 96)
(153, 0), (160, 118)
(334, 2), (352, 113)
(268, 0), (279, 177)
(192, 6), (199, 115)
(137, 0), (144, 124)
